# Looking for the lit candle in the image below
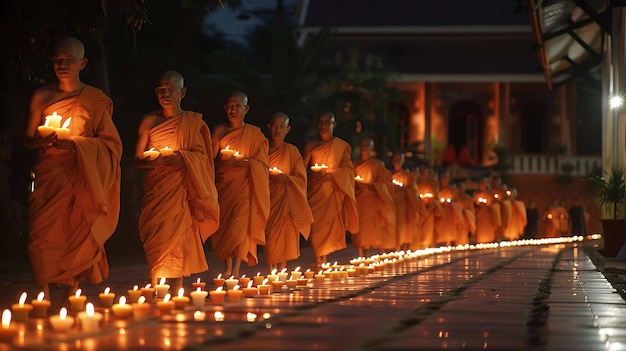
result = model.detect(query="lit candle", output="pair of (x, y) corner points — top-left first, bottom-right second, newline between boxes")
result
(339, 267), (349, 279)
(392, 178), (404, 187)
(159, 146), (174, 156)
(246, 312), (257, 322)
(220, 145), (235, 160)
(111, 296), (132, 319)
(11, 292), (32, 323)
(213, 273), (225, 289)
(310, 163), (323, 172)
(141, 284), (155, 303)
(128, 285), (142, 303)
(252, 273), (265, 287)
(329, 269), (341, 281)
(0, 310), (18, 342)
(233, 151), (244, 160)
(290, 266), (302, 280)
(30, 292), (51, 318)
(354, 175), (365, 183)
(277, 268), (289, 282)
(209, 287), (226, 305)
(55, 117), (71, 140)
(238, 275), (251, 288)
(190, 288), (208, 307)
(171, 288), (189, 309)
(68, 289), (87, 312)
(242, 281), (258, 297)
(269, 166), (283, 175)
(131, 296), (150, 322)
(257, 279), (271, 295)
(285, 276), (298, 290)
(45, 111), (62, 128)
(37, 118), (56, 138)
(227, 285), (243, 303)
(346, 266), (357, 277)
(191, 278), (206, 291)
(77, 303), (102, 333)
(314, 270), (326, 282)
(270, 278), (284, 293)
(266, 269), (279, 283)
(156, 294), (175, 316)
(98, 287), (115, 308)
(303, 269), (315, 279)
(225, 276), (239, 290)
(155, 278), (170, 298)
(213, 311), (225, 322)
(143, 147), (160, 161)
(297, 277), (309, 286)
(49, 307), (74, 332)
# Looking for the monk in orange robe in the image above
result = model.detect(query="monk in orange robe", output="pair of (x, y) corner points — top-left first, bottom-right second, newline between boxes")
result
(391, 152), (419, 251)
(504, 187), (527, 240)
(435, 171), (465, 246)
(473, 178), (501, 243)
(543, 201), (568, 238)
(24, 37), (122, 300)
(414, 167), (442, 249)
(303, 111), (358, 266)
(491, 176), (511, 241)
(352, 138), (396, 256)
(211, 91), (269, 277)
(135, 71), (219, 292)
(265, 113), (313, 271)
(456, 181), (476, 245)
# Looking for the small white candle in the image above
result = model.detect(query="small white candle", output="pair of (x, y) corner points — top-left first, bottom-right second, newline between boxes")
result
(49, 307), (74, 332)
(11, 292), (32, 322)
(98, 287), (115, 308)
(225, 276), (239, 290)
(131, 296), (150, 322)
(220, 145), (235, 160)
(55, 117), (71, 140)
(190, 288), (208, 307)
(111, 296), (132, 319)
(143, 148), (160, 160)
(155, 278), (170, 298)
(159, 146), (174, 156)
(68, 289), (86, 312)
(0, 310), (17, 342)
(31, 292), (51, 318)
(77, 303), (102, 333)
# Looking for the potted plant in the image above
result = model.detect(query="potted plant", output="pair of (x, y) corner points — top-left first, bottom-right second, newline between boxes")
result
(588, 168), (626, 256)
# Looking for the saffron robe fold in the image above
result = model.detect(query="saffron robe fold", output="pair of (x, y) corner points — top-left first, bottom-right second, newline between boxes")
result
(473, 191), (501, 243)
(435, 186), (465, 245)
(139, 111), (219, 279)
(457, 191), (476, 245)
(28, 85), (122, 287)
(212, 124), (269, 266)
(505, 200), (527, 240)
(414, 181), (442, 250)
(391, 170), (419, 248)
(265, 143), (313, 265)
(307, 137), (359, 257)
(353, 159), (396, 250)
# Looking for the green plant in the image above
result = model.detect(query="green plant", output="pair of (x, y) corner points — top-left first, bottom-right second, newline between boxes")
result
(588, 168), (626, 219)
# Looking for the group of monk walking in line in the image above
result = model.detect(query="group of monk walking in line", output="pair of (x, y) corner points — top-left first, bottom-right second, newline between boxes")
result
(21, 37), (587, 306)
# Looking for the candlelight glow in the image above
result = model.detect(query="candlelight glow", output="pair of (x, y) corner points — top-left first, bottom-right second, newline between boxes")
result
(271, 269), (278, 275)
(233, 285), (240, 291)
(138, 296), (146, 304)
(163, 294), (171, 303)
(36, 292), (45, 302)
(217, 273), (222, 279)
(196, 278), (201, 283)
(86, 303), (95, 317)
(247, 281), (253, 288)
(215, 287), (224, 292)
(213, 311), (225, 322)
(59, 307), (68, 320)
(74, 289), (82, 299)
(18, 292), (27, 306)
(103, 287), (110, 295)
(118, 296), (127, 305)
(159, 278), (166, 285)
(132, 285), (138, 291)
(145, 283), (151, 289)
(177, 288), (184, 298)
(392, 179), (404, 187)
(262, 279), (269, 285)
(61, 117), (72, 129)
(2, 309), (11, 329)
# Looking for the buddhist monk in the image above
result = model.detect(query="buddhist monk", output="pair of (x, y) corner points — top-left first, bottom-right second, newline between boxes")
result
(265, 113), (313, 271)
(455, 181), (476, 245)
(415, 167), (442, 249)
(303, 111), (358, 266)
(504, 187), (527, 240)
(211, 91), (269, 277)
(352, 137), (395, 256)
(135, 71), (219, 292)
(24, 36), (122, 301)
(543, 201), (568, 238)
(391, 151), (419, 251)
(490, 175), (510, 241)
(473, 177), (501, 243)
(435, 171), (464, 246)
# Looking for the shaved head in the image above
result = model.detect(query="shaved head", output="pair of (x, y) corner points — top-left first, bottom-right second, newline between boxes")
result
(228, 90), (248, 105)
(53, 36), (85, 58)
(270, 112), (290, 125)
(157, 70), (184, 88)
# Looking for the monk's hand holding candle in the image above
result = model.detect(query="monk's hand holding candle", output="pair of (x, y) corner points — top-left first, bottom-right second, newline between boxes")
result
(54, 137), (76, 152)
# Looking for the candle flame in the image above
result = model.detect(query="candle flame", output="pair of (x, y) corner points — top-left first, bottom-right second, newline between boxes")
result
(233, 285), (240, 291)
(247, 281), (253, 288)
(177, 288), (184, 298)
(138, 296), (146, 304)
(145, 283), (152, 289)
(280, 268), (288, 273)
(256, 272), (260, 277)
(271, 269), (277, 275)
(196, 278), (201, 283)
(213, 311), (224, 321)
(224, 145), (231, 150)
(163, 294), (171, 303)
(104, 287), (110, 295)
(148, 148), (155, 152)
(159, 277), (166, 285)
(196, 287), (201, 293)
(305, 269), (311, 272)
(163, 146), (170, 150)
(241, 274), (246, 278)
(318, 270), (323, 275)
(43, 118), (50, 127)
(246, 312), (257, 322)
(289, 275), (294, 280)
(74, 289), (82, 298)
(61, 117), (71, 129)
(2, 309), (11, 329)
(262, 279), (269, 285)
(133, 285), (139, 291)
(59, 307), (68, 320)
(18, 292), (27, 306)
(86, 303), (95, 317)
(229, 275), (235, 280)
(119, 296), (127, 305)
(37, 292), (45, 302)
(215, 286), (224, 292)
(217, 273), (222, 279)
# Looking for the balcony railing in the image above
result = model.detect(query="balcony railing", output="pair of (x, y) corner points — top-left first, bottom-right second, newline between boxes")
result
(510, 154), (601, 176)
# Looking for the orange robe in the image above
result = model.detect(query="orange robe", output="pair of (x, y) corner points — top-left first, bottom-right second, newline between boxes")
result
(505, 200), (527, 240)
(473, 191), (501, 243)
(307, 137), (359, 258)
(28, 85), (122, 287)
(543, 206), (568, 238)
(139, 111), (219, 279)
(392, 170), (419, 248)
(265, 143), (313, 265)
(414, 180), (442, 249)
(353, 159), (396, 250)
(436, 186), (465, 245)
(492, 189), (511, 241)
(457, 192), (476, 245)
(212, 124), (269, 266)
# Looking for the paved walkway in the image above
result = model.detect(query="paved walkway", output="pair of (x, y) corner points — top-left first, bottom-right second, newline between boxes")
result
(1, 239), (625, 350)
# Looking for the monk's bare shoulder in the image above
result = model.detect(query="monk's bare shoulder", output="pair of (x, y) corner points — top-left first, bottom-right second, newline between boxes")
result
(212, 123), (229, 140)
(303, 139), (321, 155)
(138, 111), (162, 132)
